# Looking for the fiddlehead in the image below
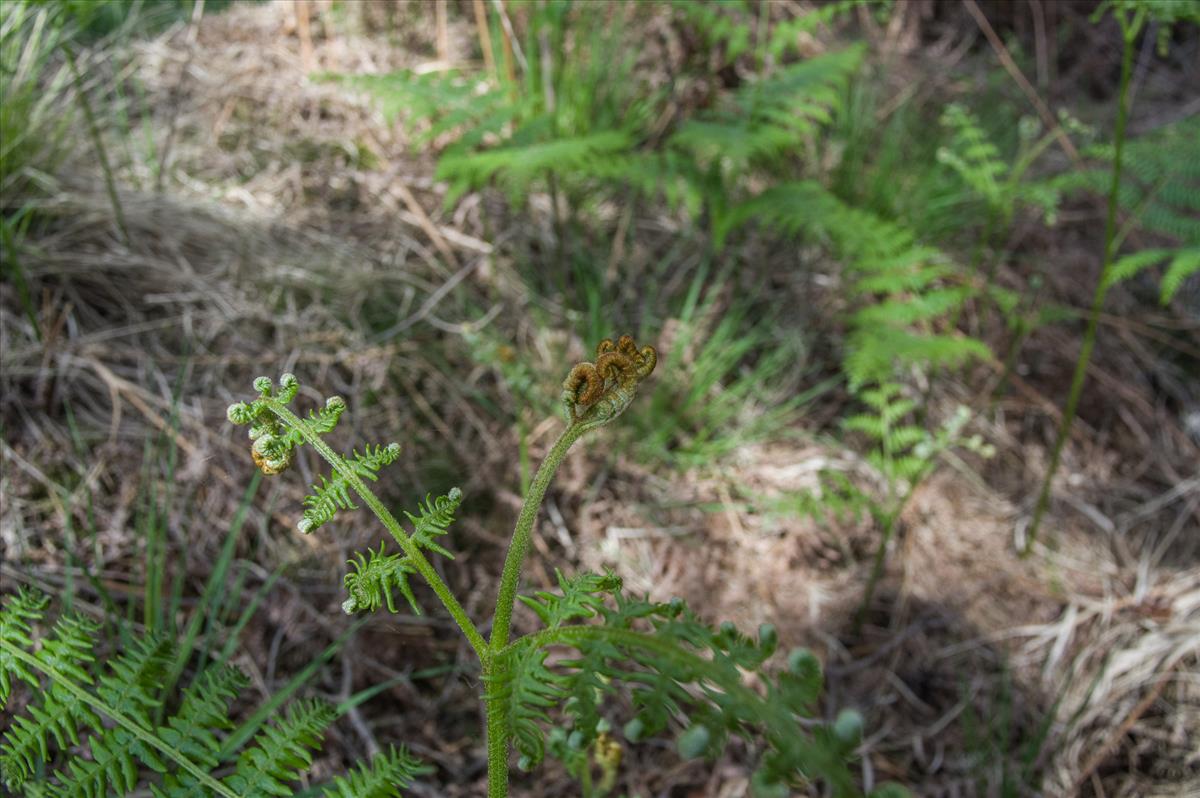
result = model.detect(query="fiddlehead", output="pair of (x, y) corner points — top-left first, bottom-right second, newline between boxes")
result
(562, 335), (657, 432)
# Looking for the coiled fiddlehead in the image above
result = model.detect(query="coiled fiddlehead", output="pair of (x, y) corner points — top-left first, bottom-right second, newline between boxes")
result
(561, 335), (657, 432)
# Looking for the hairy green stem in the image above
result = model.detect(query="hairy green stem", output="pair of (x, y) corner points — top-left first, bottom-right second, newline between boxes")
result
(490, 423), (585, 649)
(485, 421), (585, 797)
(264, 400), (488, 658)
(0, 638), (241, 798)
(1025, 16), (1137, 555)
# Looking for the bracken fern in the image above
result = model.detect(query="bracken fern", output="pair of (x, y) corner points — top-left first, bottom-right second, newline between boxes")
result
(0, 588), (424, 797)
(218, 335), (908, 797)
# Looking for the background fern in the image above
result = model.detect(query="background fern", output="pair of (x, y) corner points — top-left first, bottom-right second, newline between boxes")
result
(0, 588), (425, 797)
(1053, 116), (1200, 303)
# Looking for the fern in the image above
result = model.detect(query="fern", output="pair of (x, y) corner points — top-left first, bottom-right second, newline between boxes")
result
(225, 354), (904, 797)
(223, 698), (334, 797)
(342, 488), (464, 615)
(152, 665), (247, 797)
(670, 46), (865, 178)
(518, 570), (622, 630)
(0, 587), (47, 703)
(488, 642), (569, 771)
(720, 181), (989, 387)
(437, 129), (635, 207)
(319, 745), (428, 798)
(1053, 116), (1200, 304)
(299, 444), (403, 534)
(0, 588), (424, 797)
(936, 103), (1059, 225)
(490, 583), (867, 796)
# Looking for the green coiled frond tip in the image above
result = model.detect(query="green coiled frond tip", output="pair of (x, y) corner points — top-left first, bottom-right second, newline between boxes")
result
(562, 335), (657, 432)
(227, 373), (349, 476)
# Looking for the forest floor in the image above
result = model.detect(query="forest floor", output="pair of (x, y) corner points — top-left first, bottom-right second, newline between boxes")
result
(2, 2), (1197, 797)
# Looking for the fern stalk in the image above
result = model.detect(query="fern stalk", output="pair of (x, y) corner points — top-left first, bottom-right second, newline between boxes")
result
(260, 397), (488, 656)
(485, 422), (585, 798)
(1025, 9), (1140, 554)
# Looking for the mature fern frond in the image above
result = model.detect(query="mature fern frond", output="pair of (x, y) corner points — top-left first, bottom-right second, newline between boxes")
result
(52, 634), (174, 795)
(766, 0), (866, 60)
(0, 587), (48, 704)
(2, 589), (419, 797)
(331, 69), (515, 150)
(671, 46), (864, 174)
(1, 612), (101, 787)
(342, 488), (463, 615)
(1161, 247), (1200, 303)
(152, 665), (247, 798)
(436, 130), (635, 207)
(222, 698), (334, 797)
(319, 745), (428, 798)
(1053, 117), (1200, 303)
(721, 181), (989, 386)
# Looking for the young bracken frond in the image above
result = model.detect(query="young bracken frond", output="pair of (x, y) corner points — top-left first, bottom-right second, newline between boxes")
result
(0, 587), (48, 703)
(319, 745), (429, 798)
(487, 641), (569, 772)
(299, 444), (403, 534)
(494, 581), (872, 797)
(342, 488), (463, 615)
(518, 570), (622, 630)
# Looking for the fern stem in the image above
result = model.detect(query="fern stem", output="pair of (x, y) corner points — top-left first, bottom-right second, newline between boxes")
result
(484, 654), (508, 798)
(489, 423), (585, 649)
(1025, 14), (1137, 555)
(484, 422), (585, 797)
(853, 502), (904, 634)
(263, 400), (488, 658)
(0, 637), (241, 798)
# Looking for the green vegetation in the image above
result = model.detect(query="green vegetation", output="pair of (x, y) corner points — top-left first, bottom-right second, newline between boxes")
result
(212, 352), (900, 797)
(3, 0), (1199, 795)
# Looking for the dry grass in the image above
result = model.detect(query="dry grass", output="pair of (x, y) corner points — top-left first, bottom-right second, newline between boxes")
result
(2, 2), (1197, 796)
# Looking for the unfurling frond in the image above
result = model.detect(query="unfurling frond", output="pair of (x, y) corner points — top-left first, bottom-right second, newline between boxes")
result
(342, 488), (463, 615)
(562, 335), (657, 432)
(227, 374), (403, 532)
(487, 641), (568, 771)
(227, 373), (347, 476)
(491, 576), (872, 794)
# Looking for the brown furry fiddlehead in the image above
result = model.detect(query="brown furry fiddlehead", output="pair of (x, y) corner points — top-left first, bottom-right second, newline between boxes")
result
(562, 335), (657, 432)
